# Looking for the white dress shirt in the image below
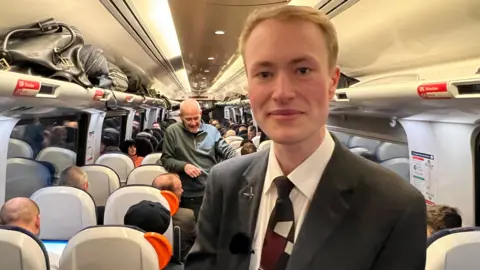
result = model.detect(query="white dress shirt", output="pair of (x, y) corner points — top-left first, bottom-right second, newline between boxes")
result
(249, 130), (335, 270)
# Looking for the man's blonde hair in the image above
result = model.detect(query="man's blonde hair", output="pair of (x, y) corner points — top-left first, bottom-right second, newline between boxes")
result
(238, 5), (339, 68)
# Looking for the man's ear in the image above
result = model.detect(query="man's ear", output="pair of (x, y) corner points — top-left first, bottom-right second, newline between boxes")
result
(85, 182), (89, 191)
(328, 66), (341, 100)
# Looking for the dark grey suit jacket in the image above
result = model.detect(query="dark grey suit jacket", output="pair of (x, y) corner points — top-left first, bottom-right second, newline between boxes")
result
(185, 139), (427, 270)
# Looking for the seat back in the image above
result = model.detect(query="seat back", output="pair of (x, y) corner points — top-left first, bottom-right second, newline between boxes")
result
(229, 140), (242, 150)
(6, 158), (51, 201)
(8, 138), (34, 158)
(141, 153), (163, 165)
(426, 227), (480, 270)
(225, 136), (243, 144)
(104, 185), (173, 244)
(330, 131), (351, 146)
(347, 136), (381, 155)
(126, 165), (168, 185)
(30, 186), (97, 240)
(59, 226), (171, 270)
(95, 153), (135, 184)
(258, 140), (272, 151)
(36, 147), (76, 178)
(81, 165), (120, 206)
(0, 225), (49, 270)
(376, 142), (410, 180)
(252, 136), (260, 147)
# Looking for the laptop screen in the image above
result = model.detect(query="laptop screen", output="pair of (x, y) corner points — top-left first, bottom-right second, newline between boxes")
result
(42, 240), (68, 256)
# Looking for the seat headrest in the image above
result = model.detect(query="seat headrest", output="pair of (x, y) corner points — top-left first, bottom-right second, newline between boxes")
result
(36, 147), (77, 178)
(30, 186), (97, 240)
(0, 225), (49, 270)
(376, 142), (409, 161)
(426, 227), (480, 270)
(8, 138), (34, 159)
(329, 131), (351, 146)
(81, 165), (120, 206)
(96, 153), (135, 183)
(126, 165), (168, 185)
(258, 140), (272, 151)
(104, 185), (175, 244)
(141, 153), (163, 165)
(60, 225), (172, 270)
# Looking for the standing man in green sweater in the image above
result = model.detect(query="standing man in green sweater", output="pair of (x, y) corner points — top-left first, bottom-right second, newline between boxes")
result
(160, 99), (238, 220)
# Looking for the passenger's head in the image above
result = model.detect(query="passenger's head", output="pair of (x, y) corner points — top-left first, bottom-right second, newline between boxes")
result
(103, 146), (121, 153)
(240, 6), (340, 145)
(0, 197), (41, 236)
(180, 99), (202, 133)
(211, 119), (219, 126)
(240, 139), (254, 147)
(58, 166), (89, 191)
(152, 173), (183, 200)
(241, 143), (257, 155)
(152, 122), (160, 129)
(248, 125), (257, 139)
(124, 200), (170, 235)
(225, 129), (236, 138)
(426, 205), (462, 237)
(121, 140), (137, 157)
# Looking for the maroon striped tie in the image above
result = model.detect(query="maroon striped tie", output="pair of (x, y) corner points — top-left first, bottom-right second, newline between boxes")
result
(260, 176), (295, 270)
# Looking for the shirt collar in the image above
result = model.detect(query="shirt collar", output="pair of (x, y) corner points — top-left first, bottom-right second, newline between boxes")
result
(264, 129), (335, 200)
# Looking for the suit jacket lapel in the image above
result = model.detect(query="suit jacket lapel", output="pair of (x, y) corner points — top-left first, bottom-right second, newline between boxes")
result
(237, 149), (270, 238)
(287, 143), (357, 270)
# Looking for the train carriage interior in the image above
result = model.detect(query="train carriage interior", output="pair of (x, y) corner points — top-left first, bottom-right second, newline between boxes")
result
(0, 0), (479, 269)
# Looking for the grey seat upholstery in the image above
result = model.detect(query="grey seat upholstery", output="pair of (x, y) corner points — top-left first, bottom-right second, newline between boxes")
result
(8, 138), (34, 159)
(330, 131), (351, 146)
(376, 142), (410, 180)
(6, 158), (51, 201)
(81, 165), (120, 207)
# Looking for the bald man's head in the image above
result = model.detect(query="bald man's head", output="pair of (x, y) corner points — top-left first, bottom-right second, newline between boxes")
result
(59, 166), (89, 191)
(179, 99), (202, 133)
(152, 173), (183, 200)
(0, 197), (40, 236)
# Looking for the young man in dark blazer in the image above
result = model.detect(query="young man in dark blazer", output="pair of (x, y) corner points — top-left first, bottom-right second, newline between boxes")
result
(186, 5), (426, 270)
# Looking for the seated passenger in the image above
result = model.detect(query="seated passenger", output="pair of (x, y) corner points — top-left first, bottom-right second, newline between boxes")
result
(121, 140), (144, 167)
(124, 200), (183, 270)
(0, 197), (59, 270)
(58, 166), (88, 191)
(153, 173), (195, 262)
(153, 122), (161, 129)
(58, 166), (104, 225)
(240, 143), (257, 155)
(426, 204), (462, 237)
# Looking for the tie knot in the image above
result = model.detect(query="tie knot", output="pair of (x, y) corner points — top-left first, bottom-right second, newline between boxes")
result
(273, 176), (294, 199)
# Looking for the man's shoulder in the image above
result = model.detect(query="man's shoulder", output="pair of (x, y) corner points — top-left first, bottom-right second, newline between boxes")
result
(166, 122), (182, 133)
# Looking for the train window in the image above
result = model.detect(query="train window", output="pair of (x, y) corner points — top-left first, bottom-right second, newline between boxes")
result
(7, 115), (84, 201)
(10, 116), (80, 158)
(101, 116), (123, 154)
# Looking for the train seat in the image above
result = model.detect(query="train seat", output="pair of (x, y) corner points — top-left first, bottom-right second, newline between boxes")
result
(6, 158), (51, 201)
(252, 135), (260, 147)
(347, 136), (381, 160)
(258, 140), (272, 151)
(426, 227), (480, 270)
(376, 142), (410, 180)
(330, 131), (351, 146)
(126, 165), (168, 186)
(36, 147), (76, 179)
(95, 153), (135, 184)
(59, 226), (172, 270)
(141, 153), (163, 165)
(0, 225), (49, 270)
(8, 138), (34, 159)
(30, 186), (97, 240)
(81, 165), (120, 206)
(229, 140), (242, 150)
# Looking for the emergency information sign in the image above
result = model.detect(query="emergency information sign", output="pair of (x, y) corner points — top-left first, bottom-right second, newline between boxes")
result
(411, 151), (435, 205)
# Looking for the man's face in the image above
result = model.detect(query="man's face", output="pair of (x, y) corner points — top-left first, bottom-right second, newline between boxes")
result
(172, 177), (184, 199)
(181, 108), (202, 133)
(245, 19), (339, 145)
(152, 123), (160, 129)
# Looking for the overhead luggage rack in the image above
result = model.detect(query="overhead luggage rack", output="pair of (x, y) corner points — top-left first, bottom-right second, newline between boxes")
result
(0, 70), (168, 110)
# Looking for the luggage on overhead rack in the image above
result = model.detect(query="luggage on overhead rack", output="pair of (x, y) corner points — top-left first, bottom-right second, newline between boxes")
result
(117, 58), (154, 97)
(107, 62), (129, 92)
(338, 72), (359, 88)
(0, 18), (92, 88)
(78, 45), (112, 89)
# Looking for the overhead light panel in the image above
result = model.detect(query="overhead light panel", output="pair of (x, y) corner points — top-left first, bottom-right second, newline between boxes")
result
(208, 57), (214, 60)
(205, 70), (210, 73)
(215, 30), (225, 35)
